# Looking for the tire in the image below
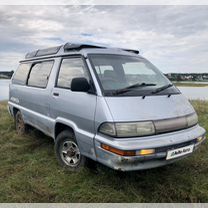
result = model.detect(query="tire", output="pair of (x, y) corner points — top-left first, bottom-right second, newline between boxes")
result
(55, 130), (86, 171)
(15, 111), (28, 135)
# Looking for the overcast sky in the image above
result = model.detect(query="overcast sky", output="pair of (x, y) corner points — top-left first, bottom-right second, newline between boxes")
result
(0, 5), (208, 73)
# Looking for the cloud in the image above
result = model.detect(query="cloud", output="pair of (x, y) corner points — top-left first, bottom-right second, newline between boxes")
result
(0, 5), (207, 73)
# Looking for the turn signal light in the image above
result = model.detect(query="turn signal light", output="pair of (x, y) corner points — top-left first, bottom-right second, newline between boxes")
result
(101, 144), (155, 157)
(197, 136), (203, 142)
(139, 149), (155, 155)
(197, 135), (206, 143)
(101, 144), (136, 156)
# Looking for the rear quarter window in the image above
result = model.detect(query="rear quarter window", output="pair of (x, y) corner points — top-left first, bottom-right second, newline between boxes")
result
(27, 61), (54, 88)
(12, 63), (31, 85)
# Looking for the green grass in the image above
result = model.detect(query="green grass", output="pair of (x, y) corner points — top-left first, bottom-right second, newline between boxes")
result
(174, 82), (208, 87)
(0, 100), (207, 203)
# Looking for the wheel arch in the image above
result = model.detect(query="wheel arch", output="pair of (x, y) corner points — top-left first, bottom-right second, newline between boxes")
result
(54, 122), (75, 139)
(12, 106), (19, 118)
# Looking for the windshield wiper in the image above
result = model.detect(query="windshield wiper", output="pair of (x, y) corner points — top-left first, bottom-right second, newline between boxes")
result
(152, 84), (173, 94)
(113, 82), (156, 95)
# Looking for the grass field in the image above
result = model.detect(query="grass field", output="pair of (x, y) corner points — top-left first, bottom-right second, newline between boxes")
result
(0, 100), (207, 203)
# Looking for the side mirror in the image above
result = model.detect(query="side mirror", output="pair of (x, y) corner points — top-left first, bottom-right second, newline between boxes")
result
(71, 77), (90, 92)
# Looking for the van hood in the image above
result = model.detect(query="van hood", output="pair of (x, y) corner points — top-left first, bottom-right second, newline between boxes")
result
(104, 94), (195, 122)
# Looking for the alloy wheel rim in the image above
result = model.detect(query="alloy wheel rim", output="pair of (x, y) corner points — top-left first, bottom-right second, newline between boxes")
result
(60, 141), (81, 167)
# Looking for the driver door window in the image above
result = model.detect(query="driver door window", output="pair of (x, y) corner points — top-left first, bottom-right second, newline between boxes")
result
(57, 58), (89, 89)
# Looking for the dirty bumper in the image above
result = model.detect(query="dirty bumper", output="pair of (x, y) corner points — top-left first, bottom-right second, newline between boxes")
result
(94, 125), (206, 171)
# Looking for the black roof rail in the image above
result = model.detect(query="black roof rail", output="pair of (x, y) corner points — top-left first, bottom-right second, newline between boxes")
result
(64, 42), (106, 51)
(64, 43), (139, 54)
(25, 45), (61, 59)
(121, 48), (139, 54)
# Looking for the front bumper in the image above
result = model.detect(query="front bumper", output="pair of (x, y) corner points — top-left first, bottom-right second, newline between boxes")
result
(94, 124), (206, 171)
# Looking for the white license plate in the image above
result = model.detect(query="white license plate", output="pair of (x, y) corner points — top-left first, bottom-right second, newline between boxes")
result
(166, 144), (194, 160)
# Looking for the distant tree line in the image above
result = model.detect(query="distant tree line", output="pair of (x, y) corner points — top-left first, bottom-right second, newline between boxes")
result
(1, 70), (208, 82)
(165, 73), (208, 82)
(0, 71), (14, 79)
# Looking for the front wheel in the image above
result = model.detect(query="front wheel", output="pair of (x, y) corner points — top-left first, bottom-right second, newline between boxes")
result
(55, 130), (86, 171)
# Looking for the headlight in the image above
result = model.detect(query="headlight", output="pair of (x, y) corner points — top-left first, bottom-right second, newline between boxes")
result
(99, 123), (116, 137)
(186, 112), (198, 127)
(99, 121), (155, 137)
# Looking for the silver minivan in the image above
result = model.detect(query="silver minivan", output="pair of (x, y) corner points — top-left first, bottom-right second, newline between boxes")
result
(8, 43), (206, 171)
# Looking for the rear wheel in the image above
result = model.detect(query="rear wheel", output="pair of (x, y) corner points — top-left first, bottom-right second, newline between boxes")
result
(15, 111), (28, 135)
(55, 130), (86, 171)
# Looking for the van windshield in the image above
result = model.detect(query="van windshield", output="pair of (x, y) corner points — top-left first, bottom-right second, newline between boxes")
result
(89, 54), (179, 96)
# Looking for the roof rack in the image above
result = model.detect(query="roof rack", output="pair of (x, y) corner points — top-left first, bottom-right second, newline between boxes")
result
(25, 42), (139, 59)
(64, 42), (106, 51)
(25, 45), (61, 59)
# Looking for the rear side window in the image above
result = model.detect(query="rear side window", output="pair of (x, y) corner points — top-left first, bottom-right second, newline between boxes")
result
(12, 63), (31, 85)
(28, 61), (54, 88)
(57, 58), (89, 89)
